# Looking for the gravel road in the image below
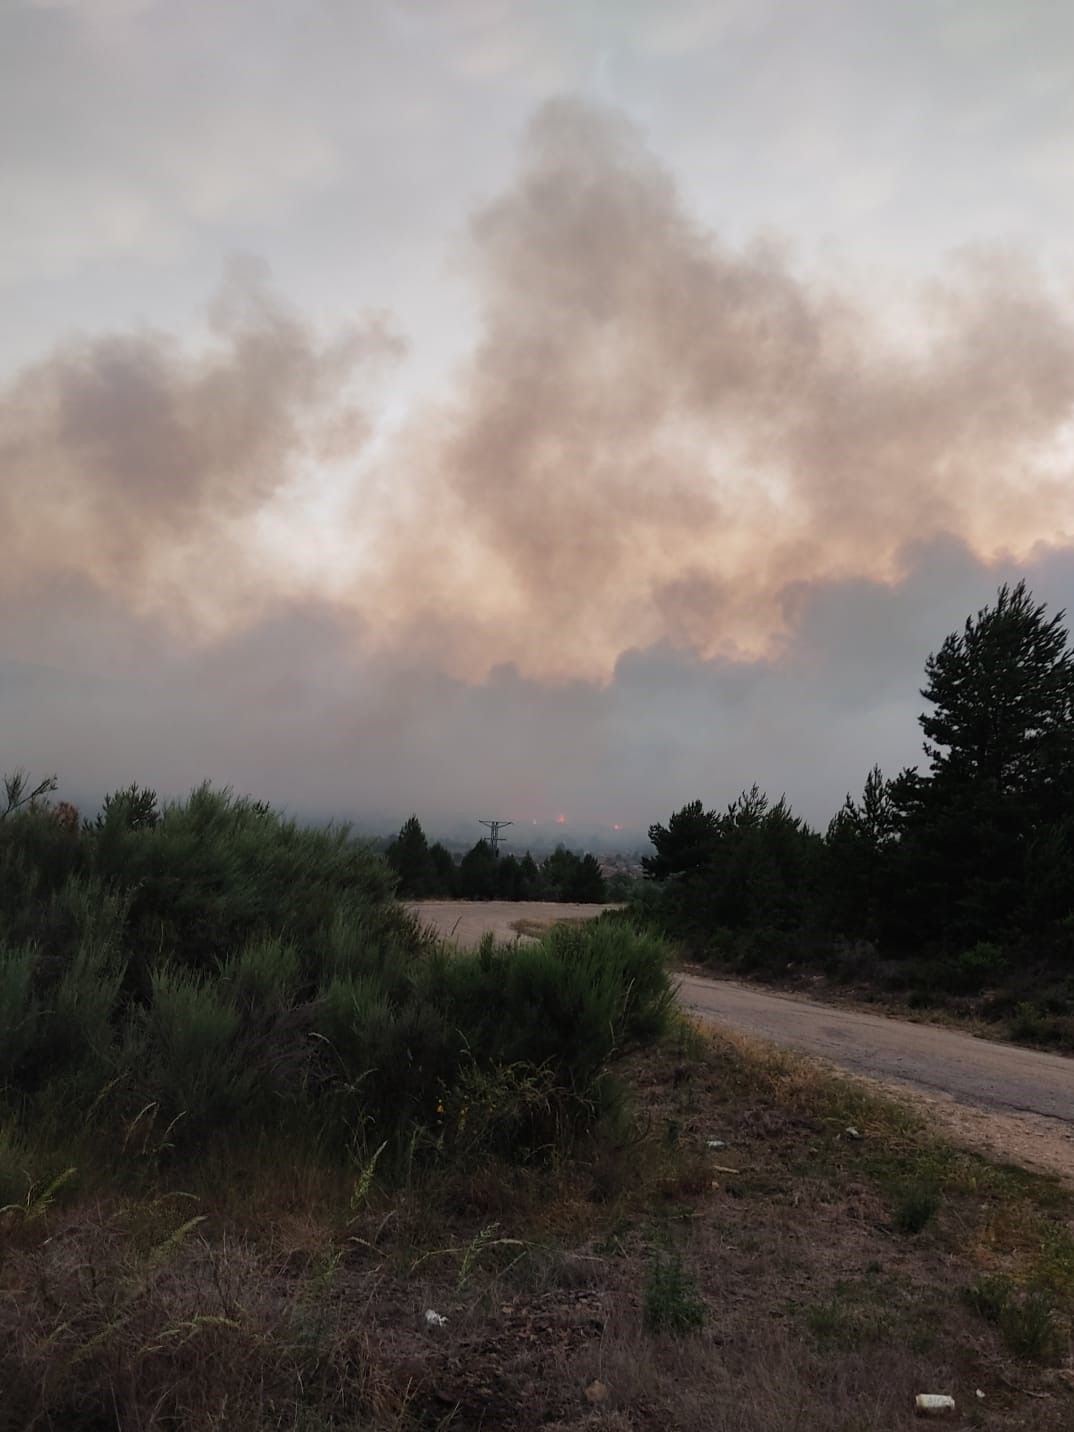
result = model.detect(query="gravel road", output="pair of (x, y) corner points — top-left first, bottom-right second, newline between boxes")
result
(680, 971), (1074, 1181)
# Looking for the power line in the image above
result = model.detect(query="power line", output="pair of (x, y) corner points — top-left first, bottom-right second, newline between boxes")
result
(478, 819), (513, 857)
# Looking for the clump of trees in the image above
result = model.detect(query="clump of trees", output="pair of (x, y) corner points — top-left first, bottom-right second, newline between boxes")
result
(642, 582), (1074, 1025)
(386, 817), (607, 903)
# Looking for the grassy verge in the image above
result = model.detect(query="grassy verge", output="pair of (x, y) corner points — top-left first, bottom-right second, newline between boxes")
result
(3, 1015), (1072, 1430)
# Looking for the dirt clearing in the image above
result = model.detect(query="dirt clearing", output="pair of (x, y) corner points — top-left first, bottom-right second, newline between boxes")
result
(407, 899), (612, 947)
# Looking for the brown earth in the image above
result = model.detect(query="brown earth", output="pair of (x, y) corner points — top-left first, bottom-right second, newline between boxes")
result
(7, 1025), (1072, 1430)
(407, 899), (613, 946)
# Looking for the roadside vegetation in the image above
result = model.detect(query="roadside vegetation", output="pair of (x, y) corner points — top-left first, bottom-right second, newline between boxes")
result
(632, 582), (1074, 1051)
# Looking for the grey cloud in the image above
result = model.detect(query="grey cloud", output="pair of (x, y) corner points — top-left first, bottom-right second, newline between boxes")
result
(0, 257), (401, 611)
(6, 539), (1074, 836)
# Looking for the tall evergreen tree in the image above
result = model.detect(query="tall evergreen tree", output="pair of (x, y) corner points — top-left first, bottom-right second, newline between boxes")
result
(568, 852), (607, 903)
(643, 800), (720, 881)
(891, 582), (1074, 945)
(919, 580), (1074, 811)
(823, 767), (897, 939)
(517, 852), (543, 899)
(457, 838), (498, 899)
(386, 815), (433, 898)
(428, 841), (456, 897)
(541, 844), (582, 900)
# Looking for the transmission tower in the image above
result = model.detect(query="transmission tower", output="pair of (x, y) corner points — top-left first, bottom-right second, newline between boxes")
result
(478, 819), (513, 857)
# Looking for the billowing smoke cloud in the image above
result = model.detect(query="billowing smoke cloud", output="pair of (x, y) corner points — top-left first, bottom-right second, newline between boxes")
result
(6, 99), (1074, 829)
(370, 100), (1074, 679)
(5, 539), (1074, 834)
(0, 255), (401, 642)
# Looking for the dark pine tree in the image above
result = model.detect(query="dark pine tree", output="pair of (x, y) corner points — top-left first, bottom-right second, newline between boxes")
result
(643, 800), (720, 881)
(890, 582), (1074, 947)
(541, 844), (581, 901)
(457, 839), (498, 899)
(568, 852), (607, 903)
(428, 841), (456, 897)
(386, 815), (433, 898)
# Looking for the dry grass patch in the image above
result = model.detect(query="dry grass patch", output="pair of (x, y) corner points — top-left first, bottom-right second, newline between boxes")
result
(2, 1021), (1073, 1429)
(509, 915), (596, 940)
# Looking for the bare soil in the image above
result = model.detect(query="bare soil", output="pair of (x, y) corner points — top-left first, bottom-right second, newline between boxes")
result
(407, 899), (613, 947)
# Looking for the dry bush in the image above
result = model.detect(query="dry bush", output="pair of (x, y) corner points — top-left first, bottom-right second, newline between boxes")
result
(571, 1298), (937, 1432)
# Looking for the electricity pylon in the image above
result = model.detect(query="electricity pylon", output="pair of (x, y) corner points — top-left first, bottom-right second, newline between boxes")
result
(478, 819), (513, 857)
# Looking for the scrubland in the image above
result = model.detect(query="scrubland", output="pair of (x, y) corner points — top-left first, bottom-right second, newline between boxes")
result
(0, 781), (1071, 1429)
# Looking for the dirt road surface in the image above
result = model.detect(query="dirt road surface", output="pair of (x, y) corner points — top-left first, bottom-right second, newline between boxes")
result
(407, 900), (609, 947)
(681, 972), (1074, 1183)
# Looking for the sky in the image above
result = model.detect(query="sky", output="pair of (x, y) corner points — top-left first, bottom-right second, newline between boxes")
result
(5, 0), (1074, 841)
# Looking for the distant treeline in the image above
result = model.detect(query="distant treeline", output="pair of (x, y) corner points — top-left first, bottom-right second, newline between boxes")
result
(385, 817), (626, 902)
(635, 581), (1074, 1046)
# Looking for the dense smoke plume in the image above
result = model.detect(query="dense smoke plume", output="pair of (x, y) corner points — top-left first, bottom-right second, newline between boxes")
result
(0, 256), (400, 641)
(5, 100), (1074, 824)
(371, 100), (1074, 680)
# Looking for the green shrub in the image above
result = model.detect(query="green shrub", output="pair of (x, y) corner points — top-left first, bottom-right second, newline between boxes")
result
(1000, 1291), (1066, 1362)
(420, 921), (672, 1093)
(0, 778), (673, 1173)
(227, 936), (300, 1011)
(892, 1179), (941, 1234)
(1008, 1001), (1073, 1048)
(643, 1250), (706, 1334)
(965, 1273), (1014, 1324)
(0, 942), (38, 1080)
(144, 967), (248, 1128)
(965, 1275), (1068, 1362)
(955, 941), (1008, 990)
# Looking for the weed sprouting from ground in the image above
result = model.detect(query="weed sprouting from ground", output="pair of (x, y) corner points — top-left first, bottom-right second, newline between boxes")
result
(965, 1273), (1070, 1363)
(643, 1248), (706, 1335)
(892, 1177), (942, 1234)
